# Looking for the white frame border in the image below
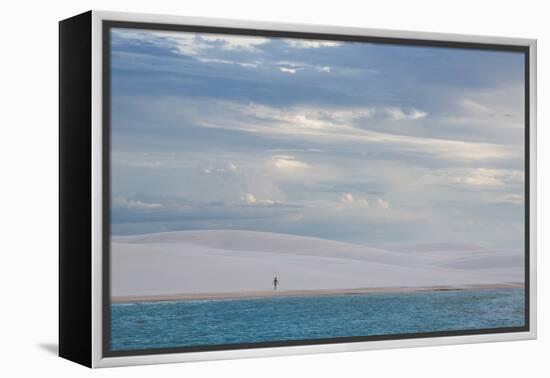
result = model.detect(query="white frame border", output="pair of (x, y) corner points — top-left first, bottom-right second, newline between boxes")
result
(90, 10), (537, 368)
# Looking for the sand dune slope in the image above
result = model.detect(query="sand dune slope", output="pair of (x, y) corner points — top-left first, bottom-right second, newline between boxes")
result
(112, 230), (523, 297)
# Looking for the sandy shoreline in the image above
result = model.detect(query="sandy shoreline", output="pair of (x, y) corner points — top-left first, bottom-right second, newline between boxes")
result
(111, 283), (524, 303)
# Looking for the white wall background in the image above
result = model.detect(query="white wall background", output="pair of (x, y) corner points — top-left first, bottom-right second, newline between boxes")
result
(0, 0), (546, 376)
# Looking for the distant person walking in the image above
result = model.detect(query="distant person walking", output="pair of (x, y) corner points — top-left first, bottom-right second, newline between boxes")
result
(273, 276), (279, 290)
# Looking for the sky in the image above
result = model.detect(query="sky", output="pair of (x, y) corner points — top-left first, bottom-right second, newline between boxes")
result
(109, 27), (525, 249)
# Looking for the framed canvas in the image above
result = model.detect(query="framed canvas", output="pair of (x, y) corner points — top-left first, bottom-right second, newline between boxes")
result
(59, 10), (537, 368)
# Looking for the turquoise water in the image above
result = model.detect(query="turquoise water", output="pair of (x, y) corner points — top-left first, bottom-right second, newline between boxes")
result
(110, 288), (525, 351)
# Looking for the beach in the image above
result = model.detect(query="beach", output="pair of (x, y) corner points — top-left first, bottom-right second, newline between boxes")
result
(112, 283), (523, 303)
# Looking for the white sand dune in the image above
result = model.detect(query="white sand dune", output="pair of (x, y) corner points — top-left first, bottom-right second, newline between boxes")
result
(111, 230), (524, 297)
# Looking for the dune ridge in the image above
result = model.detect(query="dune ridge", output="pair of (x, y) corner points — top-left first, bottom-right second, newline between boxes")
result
(112, 230), (524, 298)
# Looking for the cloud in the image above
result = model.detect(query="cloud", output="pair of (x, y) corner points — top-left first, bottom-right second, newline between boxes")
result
(196, 57), (234, 65)
(276, 61), (333, 75)
(272, 155), (310, 171)
(427, 168), (524, 188)
(240, 193), (276, 206)
(199, 161), (239, 176)
(377, 198), (390, 209)
(239, 62), (260, 68)
(185, 99), (513, 162)
(340, 193), (369, 207)
(283, 39), (342, 49)
(118, 95), (517, 163)
(322, 107), (426, 122)
(340, 193), (354, 204)
(240, 193), (257, 205)
(113, 196), (163, 210)
(384, 107), (428, 121)
(277, 61), (306, 74)
(442, 87), (524, 137)
(280, 67), (300, 74)
(458, 98), (491, 114)
(227, 162), (238, 172)
(196, 57), (260, 68)
(452, 169), (503, 187)
(339, 194), (389, 209)
(200, 35), (269, 51)
(112, 29), (268, 58)
(487, 193), (524, 205)
(112, 29), (204, 56)
(279, 64), (331, 74)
